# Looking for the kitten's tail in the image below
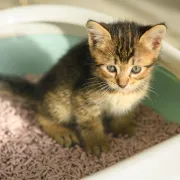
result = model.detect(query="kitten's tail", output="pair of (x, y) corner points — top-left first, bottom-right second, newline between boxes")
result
(0, 74), (42, 107)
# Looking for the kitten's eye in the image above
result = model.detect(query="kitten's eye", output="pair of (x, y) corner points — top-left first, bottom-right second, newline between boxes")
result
(107, 65), (116, 73)
(131, 66), (142, 74)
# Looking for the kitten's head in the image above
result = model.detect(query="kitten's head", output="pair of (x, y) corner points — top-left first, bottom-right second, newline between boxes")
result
(86, 20), (166, 93)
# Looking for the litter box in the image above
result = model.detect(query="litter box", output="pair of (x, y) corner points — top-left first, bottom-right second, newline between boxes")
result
(0, 5), (180, 180)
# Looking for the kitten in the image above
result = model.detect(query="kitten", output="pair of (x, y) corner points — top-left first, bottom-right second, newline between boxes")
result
(0, 20), (166, 156)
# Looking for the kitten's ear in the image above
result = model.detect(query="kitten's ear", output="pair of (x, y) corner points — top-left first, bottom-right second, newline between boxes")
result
(139, 24), (167, 56)
(86, 20), (111, 49)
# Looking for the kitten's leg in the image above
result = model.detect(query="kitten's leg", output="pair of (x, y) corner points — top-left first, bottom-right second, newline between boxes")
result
(109, 111), (136, 137)
(38, 90), (79, 147)
(37, 113), (79, 147)
(79, 117), (110, 156)
(79, 116), (110, 156)
(73, 98), (109, 156)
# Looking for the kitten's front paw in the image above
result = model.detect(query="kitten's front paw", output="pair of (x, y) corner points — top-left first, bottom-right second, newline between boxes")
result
(38, 115), (80, 148)
(81, 132), (110, 156)
(43, 125), (80, 147)
(55, 128), (80, 148)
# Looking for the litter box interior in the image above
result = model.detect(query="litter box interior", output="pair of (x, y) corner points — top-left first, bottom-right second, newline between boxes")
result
(0, 33), (179, 123)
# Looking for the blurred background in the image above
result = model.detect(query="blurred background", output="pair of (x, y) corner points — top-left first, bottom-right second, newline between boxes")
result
(0, 0), (179, 49)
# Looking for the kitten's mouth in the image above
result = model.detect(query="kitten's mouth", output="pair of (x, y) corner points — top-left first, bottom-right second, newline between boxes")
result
(115, 85), (139, 93)
(109, 85), (130, 92)
(118, 87), (132, 93)
(106, 81), (140, 93)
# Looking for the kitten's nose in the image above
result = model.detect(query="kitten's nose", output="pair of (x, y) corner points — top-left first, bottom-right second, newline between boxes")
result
(119, 84), (127, 88)
(118, 77), (129, 89)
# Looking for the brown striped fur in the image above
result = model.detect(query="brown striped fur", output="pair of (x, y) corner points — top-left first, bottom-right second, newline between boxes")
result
(0, 20), (166, 156)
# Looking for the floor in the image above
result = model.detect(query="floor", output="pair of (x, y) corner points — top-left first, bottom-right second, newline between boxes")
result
(0, 0), (179, 49)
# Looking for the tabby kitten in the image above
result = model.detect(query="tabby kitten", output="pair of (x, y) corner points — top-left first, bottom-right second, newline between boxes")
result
(0, 20), (166, 156)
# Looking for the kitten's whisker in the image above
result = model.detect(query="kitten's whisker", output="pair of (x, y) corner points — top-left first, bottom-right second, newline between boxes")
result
(85, 84), (109, 98)
(81, 81), (103, 89)
(96, 88), (109, 102)
(87, 77), (99, 80)
(148, 87), (159, 96)
(87, 86), (108, 96)
(85, 80), (107, 88)
(81, 81), (107, 91)
(82, 79), (105, 87)
(145, 94), (153, 104)
(84, 84), (105, 95)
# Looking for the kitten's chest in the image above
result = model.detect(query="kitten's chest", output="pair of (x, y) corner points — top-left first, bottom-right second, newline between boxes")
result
(102, 91), (145, 115)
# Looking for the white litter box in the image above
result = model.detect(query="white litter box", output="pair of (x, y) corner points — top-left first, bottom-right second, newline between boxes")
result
(0, 5), (180, 180)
